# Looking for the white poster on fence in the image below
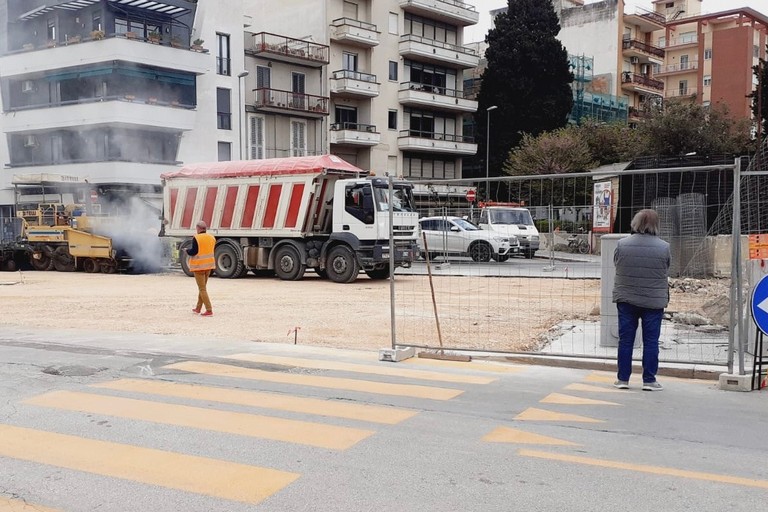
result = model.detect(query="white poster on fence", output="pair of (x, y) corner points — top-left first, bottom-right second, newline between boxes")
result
(593, 181), (612, 232)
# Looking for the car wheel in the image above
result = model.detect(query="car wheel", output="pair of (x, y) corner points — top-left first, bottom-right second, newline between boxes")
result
(469, 242), (492, 262)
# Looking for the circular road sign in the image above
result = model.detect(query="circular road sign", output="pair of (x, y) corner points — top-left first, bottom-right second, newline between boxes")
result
(751, 275), (768, 336)
(466, 189), (477, 202)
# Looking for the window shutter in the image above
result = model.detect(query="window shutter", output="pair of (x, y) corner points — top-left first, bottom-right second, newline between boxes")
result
(249, 116), (264, 160)
(290, 120), (306, 157)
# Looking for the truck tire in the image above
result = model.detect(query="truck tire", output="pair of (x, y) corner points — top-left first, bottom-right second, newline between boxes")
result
(52, 246), (76, 272)
(494, 254), (510, 263)
(274, 245), (305, 281)
(524, 250), (535, 259)
(469, 242), (492, 262)
(179, 240), (193, 277)
(215, 244), (244, 279)
(83, 258), (100, 273)
(326, 245), (359, 284)
(30, 250), (54, 271)
(365, 267), (390, 280)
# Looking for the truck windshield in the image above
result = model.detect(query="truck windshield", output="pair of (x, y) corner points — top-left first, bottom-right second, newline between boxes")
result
(374, 186), (416, 212)
(490, 209), (534, 226)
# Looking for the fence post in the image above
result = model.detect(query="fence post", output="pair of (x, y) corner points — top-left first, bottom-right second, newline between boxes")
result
(727, 157), (745, 375)
(389, 173), (396, 350)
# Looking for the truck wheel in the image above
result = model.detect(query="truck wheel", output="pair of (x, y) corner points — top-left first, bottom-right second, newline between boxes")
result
(365, 267), (390, 280)
(494, 254), (510, 263)
(52, 246), (76, 272)
(178, 240), (193, 277)
(274, 245), (305, 281)
(30, 251), (54, 271)
(326, 245), (359, 284)
(469, 242), (492, 262)
(524, 250), (535, 259)
(83, 258), (100, 273)
(215, 244), (244, 279)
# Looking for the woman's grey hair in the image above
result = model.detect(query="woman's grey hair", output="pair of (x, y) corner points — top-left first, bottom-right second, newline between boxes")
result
(630, 209), (660, 236)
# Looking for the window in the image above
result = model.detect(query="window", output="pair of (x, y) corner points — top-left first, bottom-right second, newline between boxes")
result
(402, 154), (456, 179)
(678, 80), (688, 96)
(256, 66), (271, 89)
(217, 33), (231, 76)
(47, 18), (57, 41)
(405, 60), (457, 93)
(290, 119), (307, 157)
(404, 13), (457, 43)
(665, 2), (674, 7)
(217, 142), (231, 161)
(704, 48), (712, 60)
(657, 36), (666, 48)
(755, 45), (760, 59)
(345, 183), (374, 224)
(217, 88), (232, 130)
(249, 115), (265, 159)
(389, 61), (398, 81)
(680, 32), (696, 44)
(703, 75), (711, 87)
(342, 52), (358, 72)
(388, 12), (398, 35)
(92, 12), (102, 31)
(291, 72), (306, 110)
(680, 54), (689, 70)
(335, 106), (358, 128)
(388, 110), (398, 130)
(115, 18), (128, 36)
(343, 1), (358, 19)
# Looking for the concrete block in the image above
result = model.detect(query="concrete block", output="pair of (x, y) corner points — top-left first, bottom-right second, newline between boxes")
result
(717, 373), (754, 392)
(378, 346), (415, 363)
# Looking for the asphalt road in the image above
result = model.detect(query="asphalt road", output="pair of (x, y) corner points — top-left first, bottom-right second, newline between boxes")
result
(0, 329), (766, 512)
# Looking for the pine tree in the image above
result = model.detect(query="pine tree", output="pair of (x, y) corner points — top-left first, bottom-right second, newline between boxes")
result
(473, 0), (573, 184)
(750, 51), (768, 142)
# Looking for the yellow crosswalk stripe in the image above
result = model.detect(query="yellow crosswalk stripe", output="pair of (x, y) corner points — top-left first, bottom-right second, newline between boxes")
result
(24, 390), (373, 450)
(94, 378), (417, 425)
(164, 361), (463, 400)
(518, 449), (768, 490)
(0, 424), (299, 505)
(514, 407), (604, 423)
(564, 383), (626, 393)
(399, 357), (523, 373)
(584, 374), (614, 384)
(227, 354), (497, 384)
(540, 393), (621, 406)
(0, 497), (62, 512)
(483, 426), (579, 446)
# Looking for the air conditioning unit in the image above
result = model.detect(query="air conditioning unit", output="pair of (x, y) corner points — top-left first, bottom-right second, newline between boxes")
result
(629, 56), (640, 65)
(23, 135), (39, 148)
(21, 80), (35, 93)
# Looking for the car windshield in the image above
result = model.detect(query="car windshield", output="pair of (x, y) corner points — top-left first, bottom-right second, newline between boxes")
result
(373, 186), (416, 212)
(452, 218), (479, 231)
(489, 209), (533, 225)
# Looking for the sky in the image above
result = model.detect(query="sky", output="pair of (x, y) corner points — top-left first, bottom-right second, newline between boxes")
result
(464, 0), (768, 42)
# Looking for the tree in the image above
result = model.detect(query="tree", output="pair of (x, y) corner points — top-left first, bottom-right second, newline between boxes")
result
(637, 101), (754, 156)
(577, 120), (646, 166)
(750, 50), (768, 143)
(474, 0), (573, 183)
(503, 127), (595, 175)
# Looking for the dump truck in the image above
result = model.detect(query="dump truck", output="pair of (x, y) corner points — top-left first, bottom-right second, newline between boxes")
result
(160, 155), (419, 283)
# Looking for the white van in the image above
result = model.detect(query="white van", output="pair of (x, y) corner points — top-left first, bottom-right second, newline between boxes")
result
(476, 204), (540, 259)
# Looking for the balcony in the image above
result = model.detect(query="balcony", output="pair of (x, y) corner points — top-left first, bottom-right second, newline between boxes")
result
(253, 88), (329, 118)
(329, 123), (380, 146)
(399, 35), (479, 69)
(330, 70), (380, 98)
(1, 96), (196, 133)
(624, 7), (666, 33)
(330, 18), (380, 47)
(622, 39), (665, 64)
(247, 33), (329, 67)
(0, 35), (208, 78)
(660, 36), (698, 49)
(628, 106), (652, 120)
(399, 0), (479, 26)
(665, 88), (698, 99)
(398, 82), (478, 112)
(655, 61), (699, 76)
(397, 130), (477, 155)
(621, 72), (664, 93)
(2, 161), (173, 185)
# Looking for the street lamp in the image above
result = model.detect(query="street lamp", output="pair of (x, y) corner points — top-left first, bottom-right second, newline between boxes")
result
(485, 105), (498, 201)
(237, 71), (249, 160)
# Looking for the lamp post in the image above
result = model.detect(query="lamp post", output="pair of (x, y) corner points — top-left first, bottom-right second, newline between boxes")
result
(237, 71), (249, 160)
(485, 105), (498, 201)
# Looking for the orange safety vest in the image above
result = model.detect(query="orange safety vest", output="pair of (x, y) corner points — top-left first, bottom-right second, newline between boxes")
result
(189, 232), (216, 272)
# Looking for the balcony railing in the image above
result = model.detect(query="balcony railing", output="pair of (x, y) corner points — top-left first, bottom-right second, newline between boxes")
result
(628, 106), (652, 119)
(5, 31), (205, 55)
(254, 88), (329, 115)
(660, 36), (698, 48)
(330, 122), (377, 132)
(5, 95), (195, 113)
(666, 88), (698, 98)
(330, 18), (378, 31)
(400, 82), (471, 99)
(633, 7), (666, 25)
(248, 33), (330, 65)
(332, 70), (378, 83)
(622, 39), (665, 59)
(398, 130), (474, 143)
(657, 61), (698, 74)
(621, 72), (664, 91)
(399, 34), (477, 57)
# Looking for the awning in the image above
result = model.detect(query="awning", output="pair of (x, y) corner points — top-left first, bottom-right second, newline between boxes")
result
(108, 0), (189, 16)
(19, 0), (189, 21)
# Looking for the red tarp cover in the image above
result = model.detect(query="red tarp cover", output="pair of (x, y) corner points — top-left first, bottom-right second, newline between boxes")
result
(161, 155), (367, 180)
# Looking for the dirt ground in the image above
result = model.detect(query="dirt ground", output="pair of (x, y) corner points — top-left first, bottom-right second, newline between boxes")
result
(0, 271), (725, 352)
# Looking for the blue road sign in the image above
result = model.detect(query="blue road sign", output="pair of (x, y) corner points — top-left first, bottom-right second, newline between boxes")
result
(751, 275), (768, 336)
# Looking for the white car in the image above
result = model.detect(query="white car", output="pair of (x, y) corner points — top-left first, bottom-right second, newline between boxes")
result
(417, 216), (519, 262)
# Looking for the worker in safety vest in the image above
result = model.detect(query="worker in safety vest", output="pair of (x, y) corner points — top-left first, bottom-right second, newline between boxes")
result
(187, 221), (216, 316)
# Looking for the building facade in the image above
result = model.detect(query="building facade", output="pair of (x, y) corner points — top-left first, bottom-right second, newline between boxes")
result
(0, 0), (480, 212)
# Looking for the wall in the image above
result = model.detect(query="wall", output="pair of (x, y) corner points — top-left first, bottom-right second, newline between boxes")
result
(711, 26), (752, 119)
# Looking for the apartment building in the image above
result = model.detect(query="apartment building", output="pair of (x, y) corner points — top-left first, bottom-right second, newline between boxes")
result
(0, 0), (480, 212)
(654, 2), (768, 118)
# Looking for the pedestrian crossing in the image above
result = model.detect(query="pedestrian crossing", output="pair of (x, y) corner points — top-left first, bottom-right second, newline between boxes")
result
(0, 353), (512, 509)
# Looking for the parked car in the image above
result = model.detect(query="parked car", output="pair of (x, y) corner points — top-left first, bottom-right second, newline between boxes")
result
(417, 216), (519, 262)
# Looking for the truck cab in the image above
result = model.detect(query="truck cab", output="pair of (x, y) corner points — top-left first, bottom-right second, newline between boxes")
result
(476, 203), (539, 259)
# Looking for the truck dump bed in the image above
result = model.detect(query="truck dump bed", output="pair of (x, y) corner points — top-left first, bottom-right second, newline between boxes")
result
(161, 155), (367, 238)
